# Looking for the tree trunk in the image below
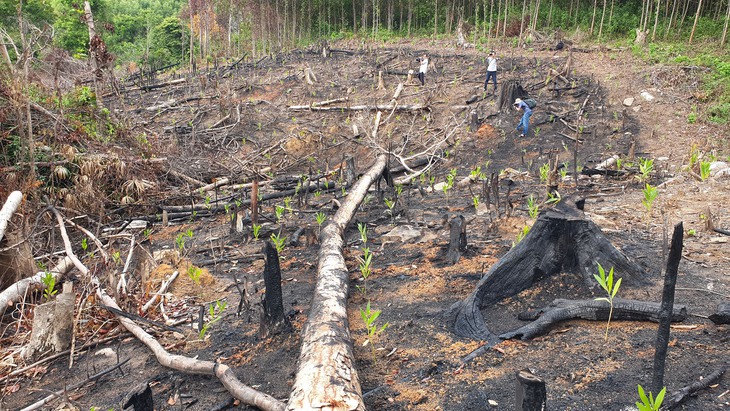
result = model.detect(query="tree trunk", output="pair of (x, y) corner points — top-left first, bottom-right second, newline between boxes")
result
(446, 215), (467, 264)
(689, 0), (703, 42)
(452, 198), (646, 340)
(287, 154), (388, 411)
(721, 0), (730, 46)
(590, 0), (598, 35)
(652, 0), (662, 40)
(598, 0), (607, 38)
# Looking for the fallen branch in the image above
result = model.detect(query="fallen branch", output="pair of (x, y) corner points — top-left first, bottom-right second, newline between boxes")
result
(499, 298), (687, 341)
(0, 191), (23, 243)
(141, 270), (179, 313)
(288, 103), (428, 112)
(0, 256), (74, 316)
(19, 358), (130, 411)
(662, 363), (729, 409)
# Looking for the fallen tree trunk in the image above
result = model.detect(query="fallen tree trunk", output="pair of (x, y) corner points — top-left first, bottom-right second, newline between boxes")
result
(288, 103), (428, 112)
(287, 153), (388, 411)
(500, 298), (687, 341)
(452, 198), (646, 340)
(663, 363), (729, 409)
(0, 256), (74, 316)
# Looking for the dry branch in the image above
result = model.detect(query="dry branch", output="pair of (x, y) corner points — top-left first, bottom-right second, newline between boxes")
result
(0, 191), (23, 243)
(287, 153), (388, 411)
(288, 103), (427, 112)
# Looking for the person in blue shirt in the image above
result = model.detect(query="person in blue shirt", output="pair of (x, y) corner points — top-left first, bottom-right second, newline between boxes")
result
(514, 98), (532, 137)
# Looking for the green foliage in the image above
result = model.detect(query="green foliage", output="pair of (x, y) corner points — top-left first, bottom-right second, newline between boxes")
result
(593, 264), (622, 340)
(252, 223), (261, 240)
(187, 265), (202, 285)
(111, 251), (122, 266)
(638, 157), (654, 182)
(199, 300), (227, 339)
(270, 233), (286, 255)
(636, 385), (666, 411)
(539, 163), (550, 185)
(356, 247), (373, 297)
(527, 195), (539, 219)
(699, 160), (712, 181)
(315, 211), (326, 232)
(512, 225), (530, 247)
(358, 222), (368, 245)
(642, 183), (658, 216)
(359, 301), (389, 362)
(472, 195), (479, 211)
(275, 204), (285, 223)
(41, 272), (57, 301)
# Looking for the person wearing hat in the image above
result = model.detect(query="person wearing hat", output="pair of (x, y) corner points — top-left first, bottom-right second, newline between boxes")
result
(484, 51), (498, 93)
(513, 98), (532, 137)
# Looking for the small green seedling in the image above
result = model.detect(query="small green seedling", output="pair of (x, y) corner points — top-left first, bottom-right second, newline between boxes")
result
(359, 301), (389, 362)
(112, 251), (122, 266)
(41, 272), (57, 301)
(512, 225), (530, 247)
(270, 233), (286, 255)
(472, 195), (480, 211)
(594, 263), (622, 340)
(527, 195), (539, 219)
(275, 204), (285, 222)
(315, 211), (327, 232)
(199, 300), (227, 339)
(639, 157), (654, 182)
(699, 160), (711, 181)
(356, 247), (373, 297)
(188, 265), (203, 285)
(636, 385), (666, 411)
(642, 183), (658, 216)
(539, 163), (550, 184)
(252, 223), (262, 240)
(358, 223), (368, 245)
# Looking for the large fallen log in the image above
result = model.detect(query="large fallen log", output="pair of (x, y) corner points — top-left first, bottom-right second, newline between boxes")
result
(500, 298), (687, 341)
(452, 198), (646, 340)
(288, 103), (427, 112)
(287, 153), (388, 411)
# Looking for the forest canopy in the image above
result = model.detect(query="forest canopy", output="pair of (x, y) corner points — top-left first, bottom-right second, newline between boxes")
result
(0, 0), (728, 71)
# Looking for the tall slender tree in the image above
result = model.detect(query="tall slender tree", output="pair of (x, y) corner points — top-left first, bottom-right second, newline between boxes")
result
(690, 0), (703, 42)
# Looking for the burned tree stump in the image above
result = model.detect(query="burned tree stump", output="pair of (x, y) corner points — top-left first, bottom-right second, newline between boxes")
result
(259, 241), (292, 338)
(452, 198), (645, 340)
(22, 282), (75, 361)
(497, 80), (527, 112)
(446, 215), (467, 265)
(122, 382), (154, 411)
(515, 369), (547, 411)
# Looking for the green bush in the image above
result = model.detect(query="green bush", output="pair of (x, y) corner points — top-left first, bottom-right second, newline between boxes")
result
(707, 103), (730, 124)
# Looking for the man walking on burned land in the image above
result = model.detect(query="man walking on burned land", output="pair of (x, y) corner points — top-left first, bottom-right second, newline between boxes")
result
(514, 98), (533, 137)
(484, 50), (497, 93)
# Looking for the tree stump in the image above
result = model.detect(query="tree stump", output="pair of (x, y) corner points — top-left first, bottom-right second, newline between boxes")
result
(469, 110), (479, 132)
(515, 369), (547, 411)
(22, 282), (75, 361)
(122, 382), (154, 411)
(259, 241), (292, 338)
(497, 79), (527, 113)
(452, 198), (646, 340)
(446, 215), (467, 265)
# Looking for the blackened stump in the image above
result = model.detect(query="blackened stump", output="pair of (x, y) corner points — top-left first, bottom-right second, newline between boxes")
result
(452, 198), (646, 340)
(515, 369), (547, 411)
(446, 215), (467, 265)
(260, 241), (292, 338)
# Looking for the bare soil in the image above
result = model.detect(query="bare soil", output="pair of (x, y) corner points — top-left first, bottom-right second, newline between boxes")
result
(1, 38), (729, 411)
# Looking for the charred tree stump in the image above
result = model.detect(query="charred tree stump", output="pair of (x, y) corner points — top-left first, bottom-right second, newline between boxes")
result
(497, 80), (527, 112)
(446, 215), (467, 265)
(260, 241), (292, 338)
(708, 303), (730, 324)
(122, 382), (154, 411)
(500, 298), (687, 341)
(653, 222), (683, 394)
(469, 110), (479, 131)
(22, 282), (75, 361)
(515, 369), (547, 411)
(452, 198), (645, 340)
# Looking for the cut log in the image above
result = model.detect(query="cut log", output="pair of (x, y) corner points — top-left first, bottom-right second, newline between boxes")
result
(288, 103), (427, 112)
(452, 198), (646, 340)
(446, 215), (467, 265)
(287, 153), (388, 411)
(259, 241), (292, 338)
(500, 298), (687, 341)
(708, 303), (730, 324)
(515, 369), (547, 411)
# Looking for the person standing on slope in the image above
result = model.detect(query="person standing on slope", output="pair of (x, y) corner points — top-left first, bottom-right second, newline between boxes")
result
(417, 54), (429, 86)
(484, 50), (497, 93)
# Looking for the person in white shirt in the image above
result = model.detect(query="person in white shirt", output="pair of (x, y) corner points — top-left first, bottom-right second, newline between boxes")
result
(484, 50), (497, 93)
(417, 54), (429, 86)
